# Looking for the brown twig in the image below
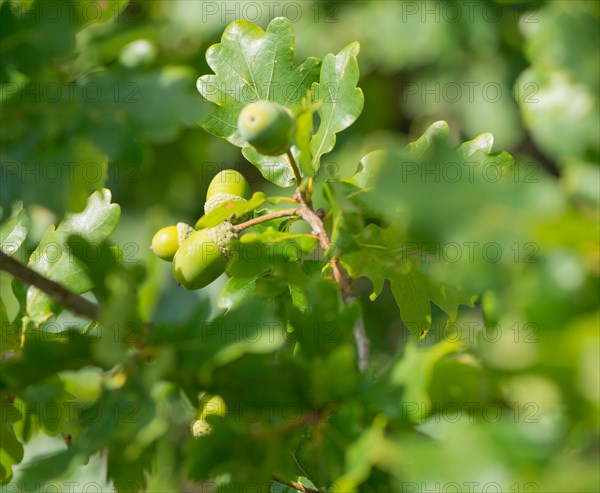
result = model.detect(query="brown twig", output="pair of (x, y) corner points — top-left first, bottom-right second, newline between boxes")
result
(0, 251), (99, 321)
(271, 475), (320, 493)
(296, 202), (370, 371)
(285, 153), (370, 372)
(234, 208), (300, 232)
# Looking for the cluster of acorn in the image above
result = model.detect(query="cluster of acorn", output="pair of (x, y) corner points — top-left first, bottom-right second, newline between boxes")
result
(151, 168), (251, 289)
(150, 100), (295, 289)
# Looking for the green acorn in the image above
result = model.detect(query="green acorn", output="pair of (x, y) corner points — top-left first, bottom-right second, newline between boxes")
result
(204, 169), (252, 224)
(207, 169), (252, 201)
(151, 223), (194, 262)
(151, 225), (178, 261)
(238, 100), (295, 156)
(172, 221), (238, 290)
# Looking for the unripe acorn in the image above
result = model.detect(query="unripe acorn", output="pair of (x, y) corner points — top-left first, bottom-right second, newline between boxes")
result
(151, 223), (195, 262)
(206, 169), (252, 201)
(172, 222), (238, 290)
(238, 100), (295, 156)
(151, 225), (179, 261)
(205, 169), (253, 224)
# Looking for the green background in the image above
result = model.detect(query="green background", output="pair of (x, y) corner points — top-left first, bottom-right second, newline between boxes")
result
(1, 1), (598, 492)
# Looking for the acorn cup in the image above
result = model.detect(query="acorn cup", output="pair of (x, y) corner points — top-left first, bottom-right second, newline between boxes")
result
(191, 419), (212, 438)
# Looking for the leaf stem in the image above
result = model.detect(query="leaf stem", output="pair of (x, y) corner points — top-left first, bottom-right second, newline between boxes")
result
(0, 251), (99, 321)
(234, 208), (300, 232)
(286, 150), (304, 188)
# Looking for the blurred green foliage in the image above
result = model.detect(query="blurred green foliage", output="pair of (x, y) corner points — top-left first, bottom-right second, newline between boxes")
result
(1, 1), (599, 492)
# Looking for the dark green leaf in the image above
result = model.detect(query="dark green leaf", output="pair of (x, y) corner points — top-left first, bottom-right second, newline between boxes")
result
(342, 224), (475, 338)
